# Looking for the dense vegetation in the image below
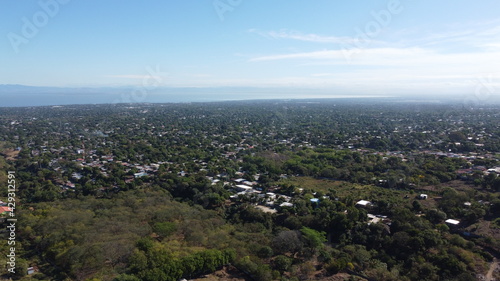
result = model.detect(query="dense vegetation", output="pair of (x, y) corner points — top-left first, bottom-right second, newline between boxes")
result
(0, 99), (499, 280)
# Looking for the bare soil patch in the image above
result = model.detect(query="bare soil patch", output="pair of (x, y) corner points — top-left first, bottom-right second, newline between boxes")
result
(1, 148), (19, 160)
(190, 266), (250, 281)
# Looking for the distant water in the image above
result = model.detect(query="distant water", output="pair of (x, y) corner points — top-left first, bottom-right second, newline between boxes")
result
(0, 91), (394, 107)
(0, 92), (213, 107)
(3, 84), (500, 107)
(1, 93), (113, 107)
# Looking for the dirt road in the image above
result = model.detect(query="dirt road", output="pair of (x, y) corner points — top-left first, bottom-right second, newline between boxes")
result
(486, 258), (498, 281)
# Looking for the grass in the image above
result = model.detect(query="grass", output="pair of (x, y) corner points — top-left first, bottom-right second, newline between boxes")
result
(279, 176), (345, 193)
(278, 176), (414, 205)
(0, 151), (6, 188)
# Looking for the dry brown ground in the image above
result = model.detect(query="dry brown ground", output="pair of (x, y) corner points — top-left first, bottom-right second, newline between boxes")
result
(418, 180), (477, 193)
(467, 220), (500, 242)
(189, 266), (250, 281)
(190, 266), (358, 281)
(1, 148), (19, 160)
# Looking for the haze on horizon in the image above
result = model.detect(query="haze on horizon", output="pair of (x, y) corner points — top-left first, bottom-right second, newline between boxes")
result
(1, 0), (499, 106)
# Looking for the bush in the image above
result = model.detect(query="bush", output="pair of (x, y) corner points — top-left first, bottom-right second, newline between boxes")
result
(325, 257), (349, 274)
(113, 275), (141, 281)
(257, 246), (274, 259)
(492, 217), (500, 228)
(273, 255), (292, 272)
(153, 222), (177, 238)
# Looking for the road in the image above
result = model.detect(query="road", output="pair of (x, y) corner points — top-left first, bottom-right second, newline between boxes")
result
(486, 258), (498, 281)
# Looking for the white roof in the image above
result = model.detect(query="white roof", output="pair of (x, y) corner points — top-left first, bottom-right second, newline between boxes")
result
(445, 219), (460, 225)
(235, 184), (252, 190)
(367, 214), (381, 224)
(356, 200), (372, 206)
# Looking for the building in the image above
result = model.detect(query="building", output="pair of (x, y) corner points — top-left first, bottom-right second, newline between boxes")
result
(419, 194), (428, 200)
(134, 172), (147, 178)
(367, 214), (381, 225)
(27, 267), (37, 275)
(266, 192), (277, 200)
(310, 198), (320, 207)
(0, 206), (12, 215)
(355, 200), (372, 208)
(235, 185), (253, 192)
(445, 219), (460, 226)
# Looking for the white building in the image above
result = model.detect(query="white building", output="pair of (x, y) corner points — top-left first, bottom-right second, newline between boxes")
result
(235, 185), (253, 192)
(355, 200), (372, 207)
(445, 219), (460, 226)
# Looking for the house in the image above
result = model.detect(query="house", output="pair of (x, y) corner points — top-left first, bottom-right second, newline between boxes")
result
(473, 166), (487, 171)
(355, 200), (372, 208)
(367, 214), (381, 225)
(235, 185), (253, 192)
(266, 192), (277, 200)
(445, 219), (460, 226)
(419, 194), (428, 200)
(487, 167), (500, 174)
(27, 267), (37, 275)
(0, 206), (12, 215)
(134, 172), (147, 178)
(310, 198), (320, 207)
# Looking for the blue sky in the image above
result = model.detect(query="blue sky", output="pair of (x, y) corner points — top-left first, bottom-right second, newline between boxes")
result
(1, 0), (500, 99)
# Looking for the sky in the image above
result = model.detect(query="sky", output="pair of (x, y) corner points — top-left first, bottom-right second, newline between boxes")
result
(1, 0), (500, 103)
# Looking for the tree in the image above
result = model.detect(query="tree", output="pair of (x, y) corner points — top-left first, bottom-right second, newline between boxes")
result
(12, 258), (28, 279)
(273, 255), (292, 272)
(300, 227), (326, 250)
(272, 230), (303, 256)
(113, 274), (141, 281)
(426, 209), (447, 224)
(412, 200), (422, 212)
(257, 246), (274, 259)
(153, 222), (177, 238)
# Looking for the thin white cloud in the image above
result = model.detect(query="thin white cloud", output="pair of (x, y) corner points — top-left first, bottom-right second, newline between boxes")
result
(106, 75), (151, 79)
(249, 47), (430, 63)
(267, 30), (349, 44)
(310, 73), (336, 77)
(250, 50), (343, 62)
(109, 22), (500, 96)
(249, 29), (383, 45)
(396, 22), (500, 50)
(482, 43), (500, 49)
(105, 74), (167, 83)
(190, 74), (212, 78)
